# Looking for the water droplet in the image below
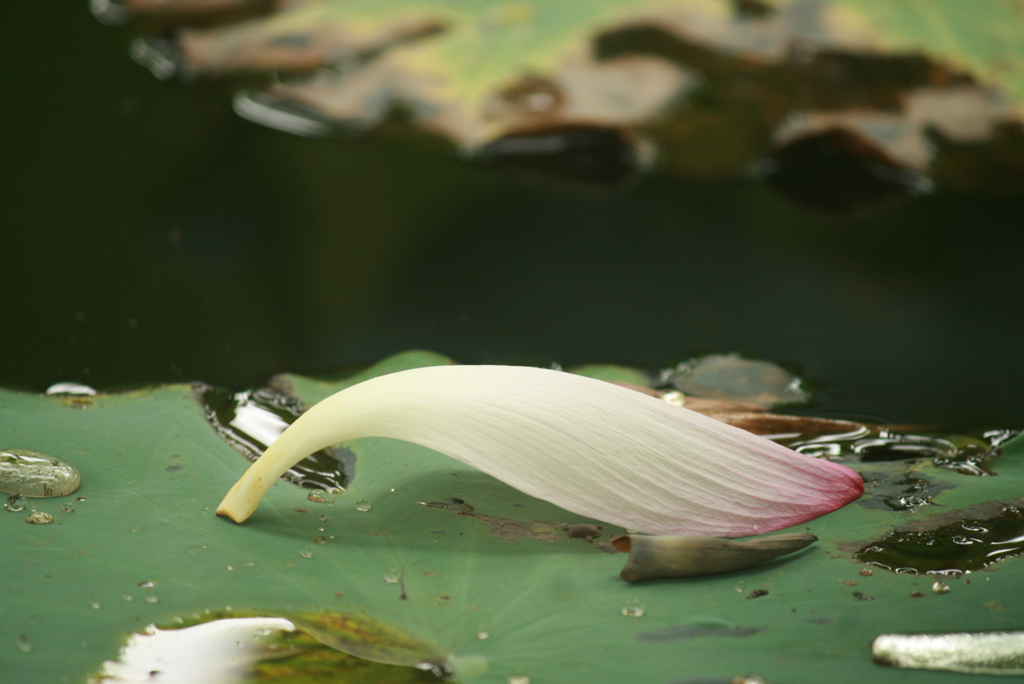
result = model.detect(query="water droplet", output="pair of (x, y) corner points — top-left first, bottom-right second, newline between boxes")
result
(355, 499), (371, 512)
(660, 390), (686, 407)
(734, 581), (747, 593)
(90, 601), (101, 610)
(5, 494), (25, 512)
(0, 449), (81, 498)
(144, 596), (159, 604)
(75, 496), (87, 502)
(314, 535), (328, 545)
(307, 489), (327, 503)
(621, 598), (646, 617)
(318, 515), (327, 522)
(137, 581), (155, 588)
(61, 502), (75, 513)
(16, 638), (32, 653)
(932, 581), (950, 594)
(507, 676), (530, 684)
(384, 568), (401, 584)
(476, 630), (491, 640)
(122, 594), (133, 602)
(25, 511), (54, 525)
(45, 382), (96, 396)
(300, 546), (314, 559)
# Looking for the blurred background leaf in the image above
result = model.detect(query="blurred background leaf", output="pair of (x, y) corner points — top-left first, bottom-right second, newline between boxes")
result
(106, 0), (1024, 199)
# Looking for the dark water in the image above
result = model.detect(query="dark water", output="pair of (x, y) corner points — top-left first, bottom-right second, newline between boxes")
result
(198, 385), (352, 491)
(857, 506), (1024, 575)
(3, 3), (1023, 429)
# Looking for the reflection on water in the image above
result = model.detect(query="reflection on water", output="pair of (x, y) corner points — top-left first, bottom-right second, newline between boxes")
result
(785, 429), (1001, 476)
(857, 506), (1024, 575)
(199, 386), (352, 491)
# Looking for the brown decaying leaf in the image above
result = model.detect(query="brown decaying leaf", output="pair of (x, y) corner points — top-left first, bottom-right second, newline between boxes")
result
(614, 531), (818, 582)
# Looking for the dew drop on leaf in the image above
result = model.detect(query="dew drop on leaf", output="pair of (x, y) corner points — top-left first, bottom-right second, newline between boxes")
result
(45, 382), (96, 396)
(0, 449), (81, 498)
(25, 511), (53, 525)
(355, 499), (372, 512)
(621, 598), (646, 617)
(384, 568), (401, 584)
(300, 546), (314, 559)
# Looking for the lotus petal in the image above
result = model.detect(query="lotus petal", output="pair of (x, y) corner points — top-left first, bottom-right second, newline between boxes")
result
(217, 365), (863, 536)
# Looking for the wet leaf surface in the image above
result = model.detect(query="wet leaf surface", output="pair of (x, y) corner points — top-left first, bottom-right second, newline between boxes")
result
(287, 611), (448, 670)
(3, 350), (1024, 683)
(636, 621), (766, 643)
(251, 618), (444, 684)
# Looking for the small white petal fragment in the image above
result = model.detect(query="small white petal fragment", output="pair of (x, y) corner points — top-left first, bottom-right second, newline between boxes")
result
(88, 617), (295, 684)
(872, 632), (1024, 675)
(217, 365), (863, 536)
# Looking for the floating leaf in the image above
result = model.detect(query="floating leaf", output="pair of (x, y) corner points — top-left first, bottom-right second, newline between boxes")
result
(668, 353), (809, 407)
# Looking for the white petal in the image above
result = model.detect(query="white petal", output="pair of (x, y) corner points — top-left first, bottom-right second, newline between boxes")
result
(217, 365), (863, 536)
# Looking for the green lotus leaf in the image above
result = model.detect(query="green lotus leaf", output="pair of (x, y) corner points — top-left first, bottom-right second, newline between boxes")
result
(2, 351), (1022, 683)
